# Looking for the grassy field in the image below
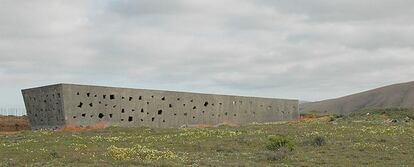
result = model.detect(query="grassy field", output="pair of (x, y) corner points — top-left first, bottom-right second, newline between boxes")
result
(1, 108), (414, 166)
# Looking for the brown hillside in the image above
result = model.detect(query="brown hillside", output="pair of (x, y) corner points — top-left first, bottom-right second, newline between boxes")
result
(0, 115), (30, 132)
(300, 81), (414, 114)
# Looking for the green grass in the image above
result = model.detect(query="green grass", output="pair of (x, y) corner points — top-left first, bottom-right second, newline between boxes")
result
(1, 108), (414, 166)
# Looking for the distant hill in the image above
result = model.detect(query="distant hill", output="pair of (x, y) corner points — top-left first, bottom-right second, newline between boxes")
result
(300, 81), (414, 114)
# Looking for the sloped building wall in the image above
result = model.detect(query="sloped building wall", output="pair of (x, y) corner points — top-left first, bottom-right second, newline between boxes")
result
(22, 84), (299, 130)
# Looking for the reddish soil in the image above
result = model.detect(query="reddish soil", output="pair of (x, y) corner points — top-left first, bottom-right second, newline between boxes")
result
(0, 115), (30, 132)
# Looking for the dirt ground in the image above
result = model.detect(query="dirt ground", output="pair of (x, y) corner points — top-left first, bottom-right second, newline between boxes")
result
(0, 115), (30, 132)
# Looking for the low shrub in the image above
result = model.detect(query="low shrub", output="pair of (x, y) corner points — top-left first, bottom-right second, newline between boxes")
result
(266, 135), (295, 151)
(312, 136), (326, 146)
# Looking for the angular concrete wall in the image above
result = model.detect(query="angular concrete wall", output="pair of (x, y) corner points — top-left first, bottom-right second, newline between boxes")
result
(22, 84), (299, 130)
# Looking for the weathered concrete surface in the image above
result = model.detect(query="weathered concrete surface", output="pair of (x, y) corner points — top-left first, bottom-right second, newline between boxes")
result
(22, 84), (299, 130)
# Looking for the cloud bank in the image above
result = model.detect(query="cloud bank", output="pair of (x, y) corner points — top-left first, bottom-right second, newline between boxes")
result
(1, 0), (414, 106)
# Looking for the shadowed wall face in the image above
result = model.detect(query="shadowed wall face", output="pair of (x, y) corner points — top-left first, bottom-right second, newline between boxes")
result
(22, 84), (298, 130)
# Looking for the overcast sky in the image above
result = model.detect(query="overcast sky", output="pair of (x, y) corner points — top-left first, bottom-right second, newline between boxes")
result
(1, 0), (414, 106)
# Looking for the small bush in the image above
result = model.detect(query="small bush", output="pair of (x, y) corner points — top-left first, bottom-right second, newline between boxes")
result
(312, 136), (326, 146)
(266, 135), (295, 151)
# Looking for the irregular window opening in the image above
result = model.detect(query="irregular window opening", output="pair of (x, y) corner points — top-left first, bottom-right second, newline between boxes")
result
(212, 103), (215, 106)
(234, 114), (237, 117)
(73, 116), (77, 119)
(57, 93), (61, 98)
(158, 110), (163, 115)
(121, 119), (124, 121)
(77, 92), (80, 95)
(183, 104), (186, 107)
(89, 103), (93, 107)
(82, 114), (86, 117)
(87, 93), (90, 97)
(109, 114), (113, 118)
(184, 113), (188, 116)
(193, 106), (197, 110)
(147, 112), (149, 115)
(128, 116), (133, 122)
(147, 102), (150, 105)
(151, 95), (154, 98)
(113, 105), (117, 108)
(129, 97), (133, 101)
(110, 94), (115, 100)
(190, 99), (193, 102)
(132, 109), (135, 112)
(98, 113), (104, 119)
(99, 101), (102, 104)
(90, 115), (94, 118)
(44, 100), (47, 103)
(193, 116), (196, 119)
(122, 96), (125, 99)
(94, 95), (97, 97)
(121, 109), (125, 113)
(162, 120), (165, 123)
(219, 103), (223, 105)
(174, 113), (177, 116)
(225, 112), (228, 116)
(140, 119), (144, 122)
(77, 102), (83, 108)
(139, 96), (142, 100)
(204, 102), (209, 107)
(103, 95), (106, 99)
(105, 104), (108, 106)
(141, 108), (144, 113)
(177, 98), (180, 101)
(169, 104), (172, 108)
(151, 117), (155, 122)
(161, 97), (165, 101)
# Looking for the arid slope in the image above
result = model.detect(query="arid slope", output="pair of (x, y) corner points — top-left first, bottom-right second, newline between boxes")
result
(301, 81), (414, 114)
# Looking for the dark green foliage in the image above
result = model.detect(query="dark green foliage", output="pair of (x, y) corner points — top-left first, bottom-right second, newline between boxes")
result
(266, 135), (295, 151)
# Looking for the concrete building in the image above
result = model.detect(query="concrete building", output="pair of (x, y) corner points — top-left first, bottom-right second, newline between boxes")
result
(22, 84), (299, 130)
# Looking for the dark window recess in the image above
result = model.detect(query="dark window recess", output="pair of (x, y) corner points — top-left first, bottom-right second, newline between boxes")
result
(128, 117), (133, 122)
(140, 119), (144, 122)
(204, 102), (209, 107)
(113, 105), (117, 108)
(105, 104), (108, 106)
(98, 113), (104, 119)
(77, 102), (83, 108)
(183, 104), (186, 107)
(219, 103), (223, 105)
(225, 112), (228, 116)
(151, 95), (154, 98)
(212, 103), (215, 106)
(161, 97), (165, 101)
(139, 96), (142, 100)
(89, 103), (93, 107)
(94, 95), (97, 97)
(77, 92), (80, 95)
(151, 117), (155, 122)
(44, 100), (47, 103)
(103, 95), (106, 99)
(82, 114), (86, 117)
(193, 106), (197, 110)
(147, 112), (149, 115)
(190, 100), (193, 102)
(184, 113), (188, 116)
(162, 120), (165, 123)
(87, 93), (90, 97)
(169, 104), (172, 108)
(132, 109), (135, 112)
(121, 109), (125, 113)
(109, 114), (113, 118)
(234, 114), (237, 117)
(90, 115), (93, 118)
(177, 98), (180, 101)
(73, 116), (77, 119)
(129, 97), (133, 101)
(57, 93), (61, 98)
(174, 113), (177, 116)
(122, 96), (125, 99)
(99, 101), (102, 104)
(147, 102), (150, 105)
(141, 108), (144, 113)
(121, 119), (124, 121)
(110, 94), (115, 99)
(158, 110), (163, 115)
(193, 116), (196, 119)
(202, 111), (205, 114)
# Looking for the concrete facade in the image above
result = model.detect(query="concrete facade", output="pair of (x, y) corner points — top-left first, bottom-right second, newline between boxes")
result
(22, 84), (299, 130)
